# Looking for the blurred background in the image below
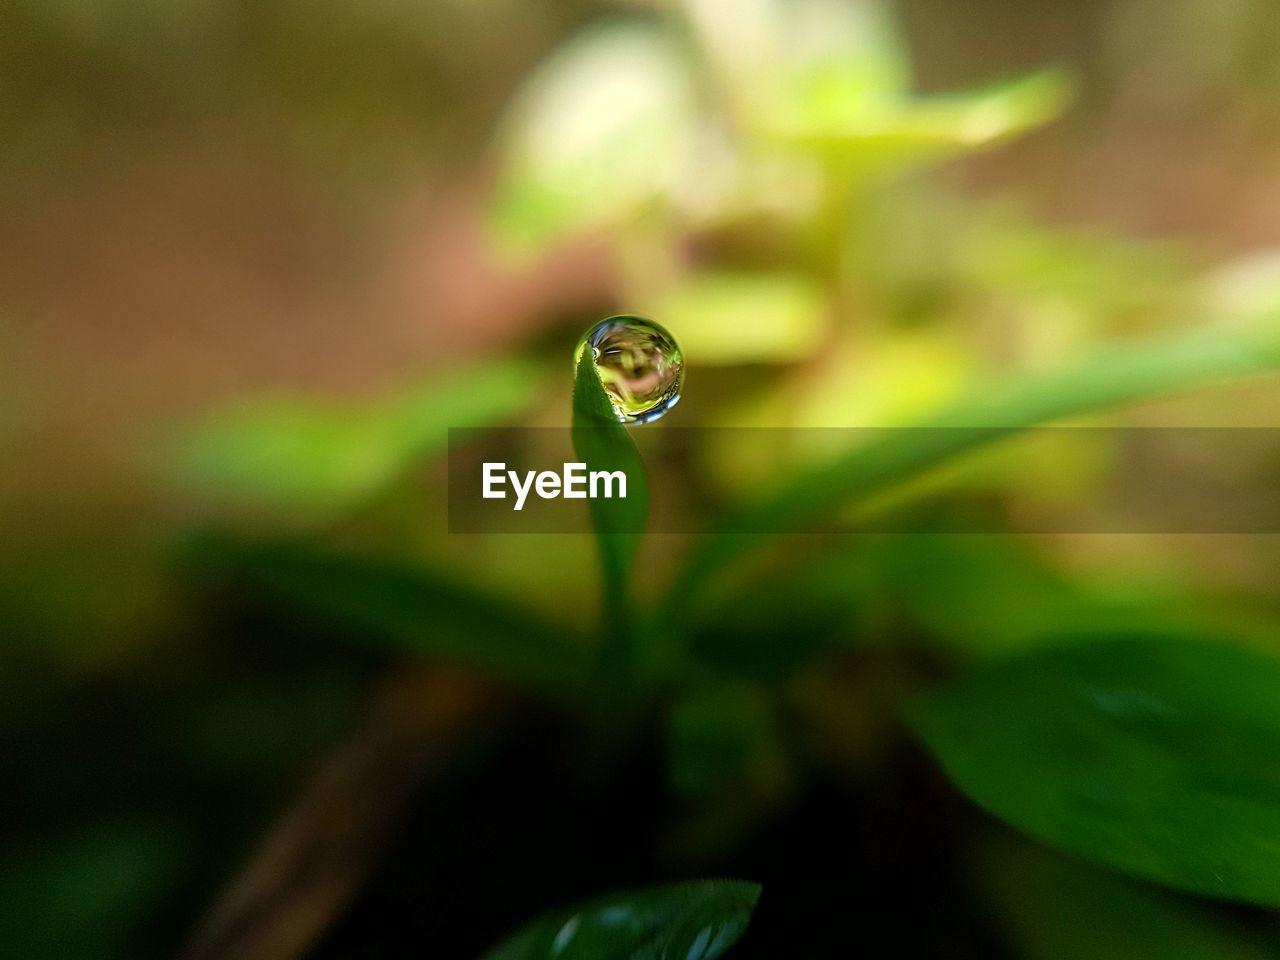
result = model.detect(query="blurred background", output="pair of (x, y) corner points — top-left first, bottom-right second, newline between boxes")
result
(5, 0), (1280, 957)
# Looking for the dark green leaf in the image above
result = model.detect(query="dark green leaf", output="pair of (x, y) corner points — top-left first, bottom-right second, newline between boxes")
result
(865, 534), (1250, 660)
(685, 551), (866, 679)
(0, 820), (185, 960)
(667, 682), (785, 797)
(977, 833), (1274, 960)
(910, 637), (1280, 905)
(481, 880), (761, 960)
(186, 535), (589, 699)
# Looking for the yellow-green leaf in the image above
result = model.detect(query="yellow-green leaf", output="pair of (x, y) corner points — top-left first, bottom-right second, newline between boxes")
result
(489, 22), (696, 259)
(646, 271), (826, 365)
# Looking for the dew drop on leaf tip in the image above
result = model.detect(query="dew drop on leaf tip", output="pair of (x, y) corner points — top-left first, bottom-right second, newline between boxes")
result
(576, 315), (684, 424)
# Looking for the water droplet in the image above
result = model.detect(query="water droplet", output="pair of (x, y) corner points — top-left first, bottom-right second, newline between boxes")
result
(577, 315), (683, 424)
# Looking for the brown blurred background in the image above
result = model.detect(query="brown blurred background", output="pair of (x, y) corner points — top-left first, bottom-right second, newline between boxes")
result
(6, 0), (1280, 557)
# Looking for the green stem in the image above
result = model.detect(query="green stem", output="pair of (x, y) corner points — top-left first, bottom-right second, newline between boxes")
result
(572, 339), (651, 695)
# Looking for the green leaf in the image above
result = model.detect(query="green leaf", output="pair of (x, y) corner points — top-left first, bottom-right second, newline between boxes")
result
(685, 551), (865, 679)
(0, 820), (186, 960)
(767, 67), (1072, 164)
(910, 637), (1280, 906)
(185, 535), (589, 699)
(572, 336), (649, 673)
(489, 22), (696, 259)
(645, 271), (826, 365)
(181, 357), (540, 514)
(863, 534), (1234, 660)
(755, 0), (911, 123)
(662, 324), (1280, 622)
(481, 879), (761, 960)
(667, 681), (785, 797)
(977, 833), (1275, 960)
(1206, 251), (1280, 326)
(972, 224), (1190, 313)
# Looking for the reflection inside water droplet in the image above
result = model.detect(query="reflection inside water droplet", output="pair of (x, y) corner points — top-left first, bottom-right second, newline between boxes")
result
(577, 315), (684, 423)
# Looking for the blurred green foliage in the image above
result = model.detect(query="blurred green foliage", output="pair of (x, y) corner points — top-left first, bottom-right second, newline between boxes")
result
(9, 0), (1280, 957)
(182, 357), (542, 516)
(0, 820), (187, 960)
(175, 0), (1280, 953)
